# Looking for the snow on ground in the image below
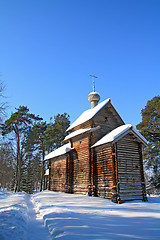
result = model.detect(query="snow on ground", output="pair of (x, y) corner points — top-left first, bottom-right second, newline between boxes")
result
(0, 191), (50, 240)
(0, 191), (29, 240)
(0, 191), (160, 240)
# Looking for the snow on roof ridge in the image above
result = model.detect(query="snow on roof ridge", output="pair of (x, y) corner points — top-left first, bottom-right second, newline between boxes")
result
(64, 128), (92, 142)
(64, 126), (101, 142)
(92, 124), (148, 148)
(44, 142), (74, 161)
(66, 98), (111, 132)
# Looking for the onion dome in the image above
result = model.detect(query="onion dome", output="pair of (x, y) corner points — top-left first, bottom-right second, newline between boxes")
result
(88, 91), (100, 109)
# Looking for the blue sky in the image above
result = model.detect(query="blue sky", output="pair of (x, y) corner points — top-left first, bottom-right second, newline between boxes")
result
(0, 0), (160, 127)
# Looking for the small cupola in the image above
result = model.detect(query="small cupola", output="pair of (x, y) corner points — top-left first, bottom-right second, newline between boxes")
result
(88, 74), (100, 108)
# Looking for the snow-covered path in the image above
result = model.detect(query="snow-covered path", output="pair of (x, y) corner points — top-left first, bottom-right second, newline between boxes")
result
(0, 191), (160, 240)
(0, 192), (50, 240)
(26, 194), (50, 240)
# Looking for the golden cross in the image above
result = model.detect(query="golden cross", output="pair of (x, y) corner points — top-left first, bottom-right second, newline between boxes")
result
(90, 74), (98, 92)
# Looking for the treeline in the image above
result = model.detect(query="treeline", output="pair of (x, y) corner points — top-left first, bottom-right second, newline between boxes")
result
(0, 105), (70, 193)
(0, 141), (16, 190)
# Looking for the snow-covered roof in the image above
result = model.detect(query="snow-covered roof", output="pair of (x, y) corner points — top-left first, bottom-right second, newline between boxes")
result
(92, 124), (148, 148)
(66, 98), (111, 132)
(44, 143), (74, 161)
(64, 126), (100, 142)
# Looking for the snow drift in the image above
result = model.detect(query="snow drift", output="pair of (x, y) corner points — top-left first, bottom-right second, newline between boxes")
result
(0, 191), (160, 239)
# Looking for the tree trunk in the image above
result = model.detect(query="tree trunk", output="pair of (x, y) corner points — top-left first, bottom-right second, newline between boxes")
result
(14, 152), (18, 192)
(40, 161), (44, 191)
(17, 132), (21, 192)
(40, 143), (45, 191)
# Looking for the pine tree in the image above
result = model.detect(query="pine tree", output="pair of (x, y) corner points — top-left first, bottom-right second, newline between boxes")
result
(136, 96), (160, 191)
(1, 106), (42, 191)
(45, 113), (70, 151)
(22, 121), (47, 192)
(32, 154), (41, 191)
(54, 113), (70, 148)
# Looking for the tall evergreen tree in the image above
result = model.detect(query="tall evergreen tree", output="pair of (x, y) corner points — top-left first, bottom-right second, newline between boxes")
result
(45, 113), (70, 151)
(54, 113), (70, 148)
(136, 96), (160, 191)
(21, 154), (41, 194)
(1, 106), (42, 192)
(22, 121), (47, 192)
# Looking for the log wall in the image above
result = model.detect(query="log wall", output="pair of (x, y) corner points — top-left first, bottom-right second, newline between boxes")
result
(92, 104), (124, 144)
(48, 133), (91, 195)
(65, 152), (74, 193)
(49, 155), (67, 192)
(116, 133), (146, 202)
(71, 134), (90, 194)
(93, 144), (117, 202)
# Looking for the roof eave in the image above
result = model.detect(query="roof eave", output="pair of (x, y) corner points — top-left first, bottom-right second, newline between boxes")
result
(112, 129), (131, 144)
(43, 148), (75, 161)
(112, 128), (148, 146)
(130, 129), (148, 146)
(92, 126), (148, 149)
(64, 126), (101, 142)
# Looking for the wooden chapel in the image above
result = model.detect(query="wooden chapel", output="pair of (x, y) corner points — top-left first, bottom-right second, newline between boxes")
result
(44, 76), (147, 203)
